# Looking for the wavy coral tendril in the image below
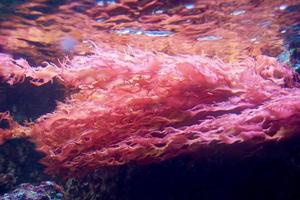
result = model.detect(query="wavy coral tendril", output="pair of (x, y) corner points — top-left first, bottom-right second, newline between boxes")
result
(0, 44), (300, 177)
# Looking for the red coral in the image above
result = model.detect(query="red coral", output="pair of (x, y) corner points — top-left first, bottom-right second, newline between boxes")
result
(1, 45), (300, 177)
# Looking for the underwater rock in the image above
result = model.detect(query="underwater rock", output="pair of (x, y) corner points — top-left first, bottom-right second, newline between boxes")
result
(0, 181), (63, 200)
(0, 138), (49, 194)
(64, 167), (122, 200)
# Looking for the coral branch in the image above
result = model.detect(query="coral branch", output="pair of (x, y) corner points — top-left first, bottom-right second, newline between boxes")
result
(1, 44), (300, 177)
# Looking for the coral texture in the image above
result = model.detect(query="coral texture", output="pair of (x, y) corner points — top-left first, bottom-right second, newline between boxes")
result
(1, 44), (300, 177)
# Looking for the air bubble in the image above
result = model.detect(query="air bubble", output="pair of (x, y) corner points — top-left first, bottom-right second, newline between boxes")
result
(197, 35), (222, 41)
(279, 4), (288, 10)
(96, 0), (116, 6)
(144, 30), (173, 37)
(185, 4), (195, 9)
(231, 10), (246, 16)
(114, 28), (173, 37)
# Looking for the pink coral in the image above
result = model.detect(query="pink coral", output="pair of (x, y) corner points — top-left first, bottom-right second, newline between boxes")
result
(0, 45), (300, 177)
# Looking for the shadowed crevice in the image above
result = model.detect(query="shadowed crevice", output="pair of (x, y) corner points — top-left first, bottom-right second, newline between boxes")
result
(0, 78), (66, 124)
